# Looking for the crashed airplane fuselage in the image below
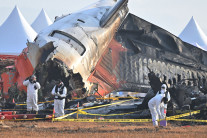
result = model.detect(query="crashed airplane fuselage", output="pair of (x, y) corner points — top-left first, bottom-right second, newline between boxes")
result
(26, 0), (129, 95)
(1, 0), (207, 105)
(27, 0), (207, 96)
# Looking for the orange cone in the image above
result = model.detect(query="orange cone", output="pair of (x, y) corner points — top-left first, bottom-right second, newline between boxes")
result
(52, 108), (55, 118)
(77, 102), (79, 108)
(51, 108), (55, 122)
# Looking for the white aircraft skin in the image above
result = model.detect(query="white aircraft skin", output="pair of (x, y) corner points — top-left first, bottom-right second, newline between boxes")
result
(27, 0), (129, 89)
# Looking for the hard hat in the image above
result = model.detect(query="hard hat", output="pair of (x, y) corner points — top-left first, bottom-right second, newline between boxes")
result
(161, 84), (167, 89)
(31, 75), (36, 79)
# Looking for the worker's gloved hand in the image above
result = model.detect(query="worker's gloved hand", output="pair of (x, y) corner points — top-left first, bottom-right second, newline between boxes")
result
(29, 78), (33, 83)
(29, 79), (36, 84)
(162, 97), (168, 104)
(56, 92), (61, 96)
(34, 85), (37, 90)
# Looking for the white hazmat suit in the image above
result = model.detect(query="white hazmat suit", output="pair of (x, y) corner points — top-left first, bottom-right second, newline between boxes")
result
(51, 84), (67, 117)
(148, 93), (163, 126)
(157, 84), (171, 119)
(148, 84), (170, 126)
(23, 80), (41, 111)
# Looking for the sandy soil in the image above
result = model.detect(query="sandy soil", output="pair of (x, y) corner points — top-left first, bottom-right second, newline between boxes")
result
(0, 121), (207, 138)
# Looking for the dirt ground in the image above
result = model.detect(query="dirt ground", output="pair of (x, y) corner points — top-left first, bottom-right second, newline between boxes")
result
(0, 121), (207, 138)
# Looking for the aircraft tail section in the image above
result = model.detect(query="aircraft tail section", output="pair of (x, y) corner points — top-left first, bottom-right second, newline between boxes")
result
(100, 0), (128, 27)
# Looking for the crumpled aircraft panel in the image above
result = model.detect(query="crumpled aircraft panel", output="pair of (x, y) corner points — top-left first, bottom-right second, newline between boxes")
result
(25, 0), (129, 97)
(0, 49), (34, 99)
(88, 13), (207, 96)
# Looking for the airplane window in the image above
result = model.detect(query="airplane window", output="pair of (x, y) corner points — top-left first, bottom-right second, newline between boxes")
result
(50, 30), (86, 56)
(53, 33), (70, 43)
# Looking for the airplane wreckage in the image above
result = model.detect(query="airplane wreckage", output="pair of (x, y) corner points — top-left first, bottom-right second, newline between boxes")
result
(0, 0), (207, 119)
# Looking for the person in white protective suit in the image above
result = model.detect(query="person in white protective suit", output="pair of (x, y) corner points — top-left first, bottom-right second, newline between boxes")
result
(23, 75), (41, 114)
(148, 84), (170, 126)
(51, 79), (67, 117)
(158, 84), (171, 125)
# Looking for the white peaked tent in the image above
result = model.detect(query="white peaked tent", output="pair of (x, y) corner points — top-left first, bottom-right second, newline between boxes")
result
(31, 9), (52, 33)
(179, 16), (207, 51)
(0, 6), (37, 54)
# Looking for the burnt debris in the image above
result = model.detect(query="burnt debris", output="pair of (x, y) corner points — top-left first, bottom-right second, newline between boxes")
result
(0, 12), (207, 120)
(142, 69), (207, 112)
(34, 59), (85, 101)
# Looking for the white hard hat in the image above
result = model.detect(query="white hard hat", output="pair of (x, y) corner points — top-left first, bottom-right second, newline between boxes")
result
(161, 84), (167, 89)
(31, 75), (36, 79)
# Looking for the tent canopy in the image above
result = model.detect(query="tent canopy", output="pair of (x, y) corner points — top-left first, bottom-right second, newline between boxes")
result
(31, 9), (52, 33)
(0, 6), (37, 55)
(179, 16), (207, 51)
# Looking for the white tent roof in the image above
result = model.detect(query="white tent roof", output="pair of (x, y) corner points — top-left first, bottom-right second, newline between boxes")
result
(179, 16), (207, 51)
(31, 9), (52, 33)
(0, 6), (37, 55)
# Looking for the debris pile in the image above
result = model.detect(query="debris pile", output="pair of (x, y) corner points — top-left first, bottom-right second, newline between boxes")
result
(141, 70), (207, 117)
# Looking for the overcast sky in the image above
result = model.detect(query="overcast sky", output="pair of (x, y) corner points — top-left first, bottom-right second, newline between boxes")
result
(0, 0), (206, 36)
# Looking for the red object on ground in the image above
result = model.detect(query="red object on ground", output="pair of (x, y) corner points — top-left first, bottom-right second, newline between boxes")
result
(77, 102), (79, 108)
(0, 114), (36, 120)
(182, 125), (191, 128)
(0, 111), (14, 115)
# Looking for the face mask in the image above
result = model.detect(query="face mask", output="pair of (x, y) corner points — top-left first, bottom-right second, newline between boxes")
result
(161, 89), (166, 93)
